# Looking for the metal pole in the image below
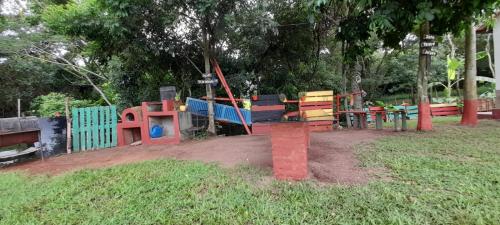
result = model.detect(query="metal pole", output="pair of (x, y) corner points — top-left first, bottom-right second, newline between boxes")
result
(17, 99), (21, 118)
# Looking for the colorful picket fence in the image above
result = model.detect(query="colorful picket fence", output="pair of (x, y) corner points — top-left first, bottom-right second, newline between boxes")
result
(71, 106), (117, 152)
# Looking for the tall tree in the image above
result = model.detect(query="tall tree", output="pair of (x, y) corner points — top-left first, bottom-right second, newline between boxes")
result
(416, 21), (432, 131)
(322, 0), (498, 130)
(461, 23), (478, 126)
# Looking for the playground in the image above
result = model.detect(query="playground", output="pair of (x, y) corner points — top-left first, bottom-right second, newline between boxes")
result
(6, 129), (394, 184)
(1, 117), (499, 224)
(1, 1), (500, 224)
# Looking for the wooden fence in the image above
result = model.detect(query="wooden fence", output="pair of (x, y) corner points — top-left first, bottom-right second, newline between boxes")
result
(71, 106), (117, 152)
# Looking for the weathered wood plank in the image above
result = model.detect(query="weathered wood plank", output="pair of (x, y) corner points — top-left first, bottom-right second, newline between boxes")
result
(92, 107), (99, 149)
(85, 108), (92, 150)
(79, 108), (86, 151)
(99, 107), (105, 148)
(301, 96), (334, 102)
(302, 109), (334, 118)
(110, 105), (117, 147)
(300, 91), (334, 97)
(71, 108), (80, 152)
(104, 107), (111, 148)
(304, 116), (335, 121)
(430, 103), (457, 108)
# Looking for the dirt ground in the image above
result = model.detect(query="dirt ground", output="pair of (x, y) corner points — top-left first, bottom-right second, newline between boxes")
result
(3, 130), (394, 184)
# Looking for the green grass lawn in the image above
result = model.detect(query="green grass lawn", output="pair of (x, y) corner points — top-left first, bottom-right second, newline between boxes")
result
(1, 118), (499, 224)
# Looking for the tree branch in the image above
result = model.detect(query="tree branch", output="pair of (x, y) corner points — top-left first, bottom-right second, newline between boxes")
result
(485, 33), (495, 77)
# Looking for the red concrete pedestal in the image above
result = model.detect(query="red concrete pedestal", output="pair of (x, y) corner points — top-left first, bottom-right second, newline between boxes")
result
(493, 109), (500, 120)
(271, 122), (309, 180)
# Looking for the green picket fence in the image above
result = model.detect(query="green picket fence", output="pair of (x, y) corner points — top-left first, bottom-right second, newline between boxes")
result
(71, 106), (117, 152)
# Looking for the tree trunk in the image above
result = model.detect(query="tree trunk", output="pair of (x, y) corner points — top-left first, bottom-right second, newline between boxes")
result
(351, 58), (363, 127)
(417, 21), (432, 131)
(202, 25), (216, 135)
(355, 57), (365, 109)
(461, 23), (478, 126)
(342, 41), (352, 128)
(485, 34), (495, 78)
(446, 33), (456, 99)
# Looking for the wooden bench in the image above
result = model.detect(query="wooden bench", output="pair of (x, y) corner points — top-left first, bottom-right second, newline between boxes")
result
(430, 103), (460, 117)
(299, 91), (334, 131)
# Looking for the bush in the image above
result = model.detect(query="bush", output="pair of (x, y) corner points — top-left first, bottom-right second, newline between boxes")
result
(31, 92), (99, 117)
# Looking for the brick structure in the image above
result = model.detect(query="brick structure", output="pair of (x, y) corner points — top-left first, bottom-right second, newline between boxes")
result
(117, 100), (181, 146)
(271, 122), (309, 180)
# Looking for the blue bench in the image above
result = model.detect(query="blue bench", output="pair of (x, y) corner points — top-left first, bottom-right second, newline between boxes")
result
(388, 105), (418, 121)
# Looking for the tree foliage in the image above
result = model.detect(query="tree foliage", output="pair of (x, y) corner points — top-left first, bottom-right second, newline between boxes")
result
(0, 0), (497, 119)
(31, 92), (98, 117)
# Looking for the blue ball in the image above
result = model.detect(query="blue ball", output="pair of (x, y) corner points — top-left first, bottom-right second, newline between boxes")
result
(150, 125), (163, 138)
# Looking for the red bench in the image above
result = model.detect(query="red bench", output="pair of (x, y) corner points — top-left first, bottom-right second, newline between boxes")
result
(430, 104), (461, 116)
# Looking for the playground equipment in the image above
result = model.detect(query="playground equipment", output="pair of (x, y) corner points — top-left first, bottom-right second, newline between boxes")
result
(251, 95), (286, 135)
(212, 59), (252, 134)
(186, 97), (252, 125)
(117, 100), (181, 146)
(299, 91), (335, 131)
(72, 106), (117, 151)
(333, 92), (367, 129)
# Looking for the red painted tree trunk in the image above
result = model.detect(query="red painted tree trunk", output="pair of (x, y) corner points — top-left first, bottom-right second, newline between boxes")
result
(461, 23), (478, 126)
(417, 21), (432, 131)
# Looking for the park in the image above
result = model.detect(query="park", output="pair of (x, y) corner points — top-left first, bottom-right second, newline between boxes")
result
(1, 0), (500, 224)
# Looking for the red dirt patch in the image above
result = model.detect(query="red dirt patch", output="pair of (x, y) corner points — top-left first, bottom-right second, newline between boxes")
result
(3, 130), (393, 184)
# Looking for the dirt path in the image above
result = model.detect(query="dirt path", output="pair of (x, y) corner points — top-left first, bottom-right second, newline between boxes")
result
(3, 130), (393, 184)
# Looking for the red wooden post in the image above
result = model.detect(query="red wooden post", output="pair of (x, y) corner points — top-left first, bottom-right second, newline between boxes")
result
(211, 59), (252, 135)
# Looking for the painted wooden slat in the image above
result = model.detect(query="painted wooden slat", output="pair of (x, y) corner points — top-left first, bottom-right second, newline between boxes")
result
(85, 108), (92, 150)
(99, 107), (105, 148)
(299, 101), (333, 106)
(430, 103), (457, 108)
(79, 108), (86, 151)
(431, 107), (459, 112)
(300, 91), (334, 97)
(110, 105), (117, 147)
(92, 107), (99, 149)
(300, 105), (333, 111)
(70, 105), (118, 151)
(304, 116), (335, 121)
(104, 107), (111, 148)
(251, 105), (285, 112)
(307, 121), (333, 126)
(302, 109), (334, 118)
(301, 96), (334, 102)
(71, 108), (80, 152)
